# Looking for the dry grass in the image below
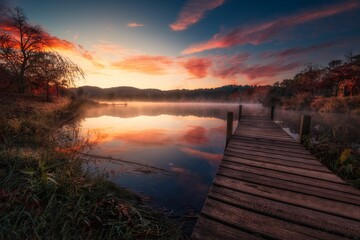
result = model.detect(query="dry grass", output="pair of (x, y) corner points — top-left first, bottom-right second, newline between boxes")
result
(0, 94), (183, 239)
(0, 93), (69, 118)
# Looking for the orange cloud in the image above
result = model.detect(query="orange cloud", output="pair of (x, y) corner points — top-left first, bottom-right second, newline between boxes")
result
(0, 19), (102, 68)
(180, 126), (209, 145)
(112, 129), (173, 146)
(111, 55), (173, 75)
(127, 22), (145, 28)
(181, 147), (222, 162)
(170, 0), (225, 31)
(77, 46), (105, 68)
(181, 57), (212, 78)
(182, 1), (359, 54)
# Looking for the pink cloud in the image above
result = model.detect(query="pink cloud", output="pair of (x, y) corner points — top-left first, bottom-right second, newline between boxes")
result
(78, 46), (105, 68)
(260, 42), (335, 59)
(0, 19), (103, 68)
(127, 22), (145, 28)
(210, 53), (300, 81)
(182, 1), (359, 54)
(181, 57), (212, 78)
(211, 53), (249, 79)
(170, 0), (225, 31)
(241, 62), (302, 80)
(111, 55), (173, 75)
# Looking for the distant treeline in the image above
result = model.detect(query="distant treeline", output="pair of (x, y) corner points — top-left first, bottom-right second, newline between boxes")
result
(73, 85), (270, 102)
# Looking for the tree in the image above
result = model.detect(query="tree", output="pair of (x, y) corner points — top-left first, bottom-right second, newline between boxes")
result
(0, 7), (45, 93)
(32, 52), (84, 101)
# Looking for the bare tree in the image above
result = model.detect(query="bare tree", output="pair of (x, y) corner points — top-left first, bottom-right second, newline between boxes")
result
(32, 51), (84, 101)
(0, 7), (45, 93)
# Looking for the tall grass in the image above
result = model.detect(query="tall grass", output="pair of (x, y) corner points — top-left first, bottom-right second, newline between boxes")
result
(0, 99), (182, 239)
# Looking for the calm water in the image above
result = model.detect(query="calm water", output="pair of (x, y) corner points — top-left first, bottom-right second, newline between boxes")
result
(79, 102), (360, 232)
(80, 102), (265, 218)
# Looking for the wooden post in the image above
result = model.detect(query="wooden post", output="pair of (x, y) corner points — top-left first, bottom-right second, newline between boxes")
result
(226, 112), (233, 147)
(300, 115), (311, 143)
(270, 106), (275, 120)
(238, 105), (242, 121)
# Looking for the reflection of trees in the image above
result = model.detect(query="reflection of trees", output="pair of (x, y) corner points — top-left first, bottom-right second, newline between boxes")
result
(276, 110), (360, 145)
(85, 103), (266, 120)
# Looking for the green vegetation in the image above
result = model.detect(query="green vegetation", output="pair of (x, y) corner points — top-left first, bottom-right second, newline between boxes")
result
(0, 97), (182, 239)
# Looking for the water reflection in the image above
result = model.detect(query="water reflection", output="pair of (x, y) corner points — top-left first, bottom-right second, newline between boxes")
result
(80, 102), (264, 219)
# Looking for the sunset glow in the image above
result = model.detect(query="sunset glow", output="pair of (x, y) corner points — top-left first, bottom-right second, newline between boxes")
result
(2, 0), (360, 89)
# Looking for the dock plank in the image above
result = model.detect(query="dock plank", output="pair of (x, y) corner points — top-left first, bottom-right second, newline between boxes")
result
(201, 199), (348, 240)
(191, 116), (360, 239)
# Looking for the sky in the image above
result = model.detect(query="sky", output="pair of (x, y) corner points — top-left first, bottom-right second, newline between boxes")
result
(1, 0), (360, 90)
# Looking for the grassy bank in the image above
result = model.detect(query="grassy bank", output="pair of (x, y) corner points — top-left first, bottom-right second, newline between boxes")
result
(0, 95), (182, 239)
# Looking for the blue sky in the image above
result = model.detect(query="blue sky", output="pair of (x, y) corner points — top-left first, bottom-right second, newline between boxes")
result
(2, 0), (360, 89)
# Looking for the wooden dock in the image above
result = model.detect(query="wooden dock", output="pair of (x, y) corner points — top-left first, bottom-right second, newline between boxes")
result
(191, 115), (360, 239)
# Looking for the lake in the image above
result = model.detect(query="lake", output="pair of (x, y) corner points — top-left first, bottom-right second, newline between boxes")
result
(79, 102), (265, 217)
(79, 102), (360, 233)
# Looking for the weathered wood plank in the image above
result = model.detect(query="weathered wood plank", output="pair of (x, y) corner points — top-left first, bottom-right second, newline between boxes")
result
(218, 166), (360, 204)
(228, 141), (313, 155)
(225, 150), (329, 173)
(202, 198), (348, 240)
(230, 137), (306, 149)
(226, 146), (321, 164)
(223, 155), (344, 182)
(209, 186), (360, 237)
(192, 216), (264, 240)
(228, 142), (314, 157)
(221, 161), (360, 196)
(214, 175), (360, 221)
(192, 115), (360, 239)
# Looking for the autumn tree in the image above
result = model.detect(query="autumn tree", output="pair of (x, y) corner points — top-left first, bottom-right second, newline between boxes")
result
(0, 7), (46, 93)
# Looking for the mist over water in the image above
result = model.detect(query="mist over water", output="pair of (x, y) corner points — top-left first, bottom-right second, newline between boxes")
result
(88, 101), (267, 119)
